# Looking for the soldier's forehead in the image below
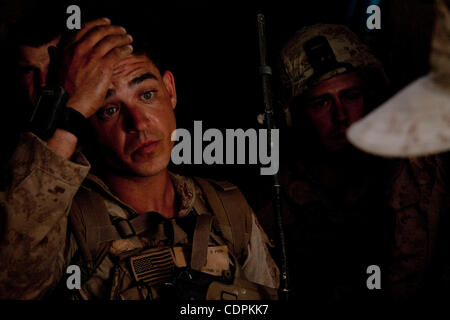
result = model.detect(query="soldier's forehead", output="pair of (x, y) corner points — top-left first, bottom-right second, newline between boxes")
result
(18, 36), (60, 66)
(113, 55), (160, 80)
(309, 72), (362, 96)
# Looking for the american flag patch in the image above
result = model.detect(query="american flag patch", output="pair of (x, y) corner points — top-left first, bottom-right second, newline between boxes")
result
(130, 247), (175, 286)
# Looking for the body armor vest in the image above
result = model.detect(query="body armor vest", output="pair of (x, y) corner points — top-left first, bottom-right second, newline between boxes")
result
(64, 177), (277, 300)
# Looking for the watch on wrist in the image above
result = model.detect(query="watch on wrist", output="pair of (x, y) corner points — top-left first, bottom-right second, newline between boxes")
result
(28, 86), (87, 140)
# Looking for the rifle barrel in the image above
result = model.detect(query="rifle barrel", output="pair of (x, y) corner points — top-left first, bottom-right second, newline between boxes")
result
(256, 13), (290, 300)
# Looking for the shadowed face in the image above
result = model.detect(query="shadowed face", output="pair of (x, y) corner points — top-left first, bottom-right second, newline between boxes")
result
(304, 71), (365, 152)
(17, 36), (60, 104)
(89, 55), (177, 177)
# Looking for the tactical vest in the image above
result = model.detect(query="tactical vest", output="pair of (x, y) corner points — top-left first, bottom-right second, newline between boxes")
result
(66, 176), (277, 300)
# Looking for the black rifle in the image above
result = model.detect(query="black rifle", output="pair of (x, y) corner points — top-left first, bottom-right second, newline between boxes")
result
(256, 13), (290, 300)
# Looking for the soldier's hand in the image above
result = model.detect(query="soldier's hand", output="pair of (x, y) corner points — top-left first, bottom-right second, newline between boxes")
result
(57, 18), (133, 118)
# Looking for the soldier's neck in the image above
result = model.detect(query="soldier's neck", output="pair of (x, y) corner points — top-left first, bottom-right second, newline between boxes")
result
(105, 169), (176, 219)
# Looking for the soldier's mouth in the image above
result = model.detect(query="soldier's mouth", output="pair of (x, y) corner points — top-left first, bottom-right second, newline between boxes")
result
(134, 140), (160, 156)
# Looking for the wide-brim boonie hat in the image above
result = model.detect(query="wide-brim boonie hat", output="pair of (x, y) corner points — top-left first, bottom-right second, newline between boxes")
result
(347, 75), (450, 157)
(347, 0), (450, 158)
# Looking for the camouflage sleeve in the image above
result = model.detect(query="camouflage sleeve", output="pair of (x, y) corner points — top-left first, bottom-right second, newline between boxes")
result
(242, 211), (280, 290)
(387, 156), (448, 300)
(0, 132), (90, 299)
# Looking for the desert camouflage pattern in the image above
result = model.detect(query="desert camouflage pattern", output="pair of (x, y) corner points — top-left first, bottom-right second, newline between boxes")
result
(388, 155), (450, 300)
(257, 157), (393, 300)
(0, 132), (279, 299)
(279, 24), (386, 100)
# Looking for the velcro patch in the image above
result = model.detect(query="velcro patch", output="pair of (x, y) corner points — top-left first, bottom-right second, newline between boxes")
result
(130, 247), (175, 286)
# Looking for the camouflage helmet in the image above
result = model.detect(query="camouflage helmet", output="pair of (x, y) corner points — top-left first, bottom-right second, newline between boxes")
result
(280, 24), (387, 101)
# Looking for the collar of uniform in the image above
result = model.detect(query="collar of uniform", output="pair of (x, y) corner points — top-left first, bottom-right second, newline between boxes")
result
(168, 172), (197, 218)
(83, 171), (197, 218)
(83, 173), (138, 216)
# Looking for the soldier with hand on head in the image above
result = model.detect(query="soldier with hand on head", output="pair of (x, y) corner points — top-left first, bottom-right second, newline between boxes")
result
(0, 16), (279, 300)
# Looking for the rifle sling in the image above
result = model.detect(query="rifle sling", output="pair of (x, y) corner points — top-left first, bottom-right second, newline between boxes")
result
(191, 214), (213, 271)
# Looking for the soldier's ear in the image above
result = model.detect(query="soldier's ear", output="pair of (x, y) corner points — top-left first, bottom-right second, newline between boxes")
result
(162, 71), (177, 109)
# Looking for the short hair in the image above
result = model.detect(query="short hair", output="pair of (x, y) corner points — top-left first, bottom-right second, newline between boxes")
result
(79, 4), (171, 75)
(128, 30), (168, 74)
(110, 19), (169, 74)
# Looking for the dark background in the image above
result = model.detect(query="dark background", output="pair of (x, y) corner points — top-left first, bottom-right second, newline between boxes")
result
(0, 0), (437, 211)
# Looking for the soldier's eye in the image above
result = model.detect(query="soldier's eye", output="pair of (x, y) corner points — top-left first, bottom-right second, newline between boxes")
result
(310, 98), (330, 109)
(18, 66), (34, 76)
(342, 88), (363, 102)
(97, 105), (120, 120)
(141, 91), (155, 101)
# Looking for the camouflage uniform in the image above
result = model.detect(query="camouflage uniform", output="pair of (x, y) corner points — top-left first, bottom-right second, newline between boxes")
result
(387, 154), (450, 300)
(269, 154), (449, 301)
(0, 132), (279, 299)
(347, 0), (450, 300)
(258, 154), (393, 301)
(258, 24), (392, 300)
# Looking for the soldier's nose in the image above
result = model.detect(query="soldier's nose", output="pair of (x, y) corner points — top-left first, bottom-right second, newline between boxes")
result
(125, 106), (152, 133)
(39, 67), (48, 88)
(33, 72), (47, 94)
(334, 97), (349, 125)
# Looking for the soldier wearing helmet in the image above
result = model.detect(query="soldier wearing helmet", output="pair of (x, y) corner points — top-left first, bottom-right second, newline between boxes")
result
(279, 23), (388, 152)
(258, 24), (393, 301)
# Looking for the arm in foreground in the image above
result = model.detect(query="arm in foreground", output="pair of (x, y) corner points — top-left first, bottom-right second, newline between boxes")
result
(0, 133), (89, 299)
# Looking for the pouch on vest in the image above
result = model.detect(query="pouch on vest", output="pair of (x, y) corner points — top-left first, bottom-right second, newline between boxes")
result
(68, 177), (272, 300)
(108, 245), (234, 300)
